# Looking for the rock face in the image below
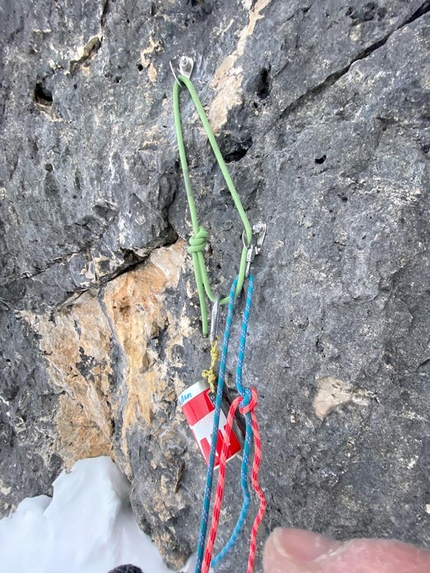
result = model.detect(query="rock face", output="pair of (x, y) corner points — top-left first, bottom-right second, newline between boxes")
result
(0, 0), (429, 570)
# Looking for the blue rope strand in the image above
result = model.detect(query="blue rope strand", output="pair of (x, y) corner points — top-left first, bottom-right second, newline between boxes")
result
(194, 277), (238, 573)
(212, 275), (254, 566)
(195, 276), (255, 571)
(235, 275), (254, 397)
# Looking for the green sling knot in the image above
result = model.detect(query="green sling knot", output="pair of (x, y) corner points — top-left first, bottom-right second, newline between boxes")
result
(188, 226), (209, 254)
(174, 73), (252, 336)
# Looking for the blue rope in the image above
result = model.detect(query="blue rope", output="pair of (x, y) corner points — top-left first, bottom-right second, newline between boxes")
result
(194, 276), (255, 572)
(194, 277), (238, 573)
(212, 276), (254, 566)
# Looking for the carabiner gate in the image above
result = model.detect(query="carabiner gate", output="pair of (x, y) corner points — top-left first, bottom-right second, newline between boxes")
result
(210, 294), (221, 344)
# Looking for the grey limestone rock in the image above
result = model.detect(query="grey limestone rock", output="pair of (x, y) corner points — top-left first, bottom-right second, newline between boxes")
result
(0, 0), (429, 571)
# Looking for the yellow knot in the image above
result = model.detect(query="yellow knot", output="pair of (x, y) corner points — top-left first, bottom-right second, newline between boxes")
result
(202, 337), (219, 394)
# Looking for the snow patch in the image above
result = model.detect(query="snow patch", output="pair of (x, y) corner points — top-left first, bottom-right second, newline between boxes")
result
(0, 456), (193, 573)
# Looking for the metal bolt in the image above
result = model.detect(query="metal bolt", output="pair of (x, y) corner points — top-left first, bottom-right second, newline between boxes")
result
(179, 56), (192, 74)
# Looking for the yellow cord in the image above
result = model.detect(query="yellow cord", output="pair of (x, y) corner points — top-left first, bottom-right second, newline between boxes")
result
(202, 337), (219, 393)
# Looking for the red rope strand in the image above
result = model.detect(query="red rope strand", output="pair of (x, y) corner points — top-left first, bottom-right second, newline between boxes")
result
(201, 389), (266, 573)
(247, 407), (267, 572)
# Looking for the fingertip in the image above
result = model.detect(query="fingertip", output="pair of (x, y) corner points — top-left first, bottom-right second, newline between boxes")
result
(263, 528), (342, 572)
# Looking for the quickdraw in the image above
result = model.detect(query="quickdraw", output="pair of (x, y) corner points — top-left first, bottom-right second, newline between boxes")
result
(172, 56), (266, 337)
(172, 57), (267, 573)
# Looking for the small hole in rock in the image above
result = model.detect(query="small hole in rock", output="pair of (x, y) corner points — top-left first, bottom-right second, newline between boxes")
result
(256, 67), (271, 100)
(223, 136), (253, 163)
(377, 6), (387, 19)
(137, 63), (144, 71)
(35, 83), (53, 106)
(315, 155), (326, 164)
(44, 163), (53, 172)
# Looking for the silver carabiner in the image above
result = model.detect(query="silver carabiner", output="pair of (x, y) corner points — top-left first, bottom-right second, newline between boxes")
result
(242, 222), (267, 277)
(210, 294), (221, 344)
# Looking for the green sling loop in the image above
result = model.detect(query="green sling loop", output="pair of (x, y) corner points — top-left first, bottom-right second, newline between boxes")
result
(173, 74), (252, 337)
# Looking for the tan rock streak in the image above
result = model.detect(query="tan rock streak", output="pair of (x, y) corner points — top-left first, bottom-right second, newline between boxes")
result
(103, 241), (187, 440)
(209, 0), (272, 133)
(140, 36), (163, 84)
(22, 241), (187, 472)
(313, 376), (370, 420)
(56, 394), (113, 468)
(22, 291), (114, 467)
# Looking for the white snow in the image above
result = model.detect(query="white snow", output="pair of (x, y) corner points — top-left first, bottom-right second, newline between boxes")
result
(0, 456), (195, 573)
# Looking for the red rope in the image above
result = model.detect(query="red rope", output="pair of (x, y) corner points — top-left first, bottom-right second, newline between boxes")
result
(201, 388), (266, 573)
(247, 407), (267, 572)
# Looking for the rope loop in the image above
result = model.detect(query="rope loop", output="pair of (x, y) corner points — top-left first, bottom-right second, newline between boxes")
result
(239, 387), (258, 415)
(188, 226), (209, 254)
(174, 76), (252, 336)
(196, 276), (266, 573)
